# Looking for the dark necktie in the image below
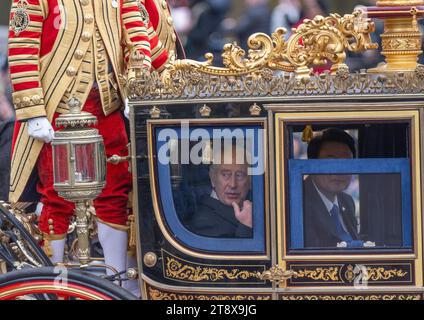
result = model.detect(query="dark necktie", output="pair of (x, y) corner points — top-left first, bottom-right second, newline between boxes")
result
(330, 204), (353, 242)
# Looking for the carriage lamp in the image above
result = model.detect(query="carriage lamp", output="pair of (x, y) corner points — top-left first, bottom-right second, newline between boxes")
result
(52, 97), (106, 264)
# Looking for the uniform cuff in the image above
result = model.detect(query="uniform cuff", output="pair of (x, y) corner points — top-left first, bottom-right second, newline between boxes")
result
(13, 88), (46, 121)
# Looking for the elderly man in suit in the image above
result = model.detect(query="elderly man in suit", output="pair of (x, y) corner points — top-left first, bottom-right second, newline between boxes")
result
(303, 128), (360, 248)
(186, 143), (253, 238)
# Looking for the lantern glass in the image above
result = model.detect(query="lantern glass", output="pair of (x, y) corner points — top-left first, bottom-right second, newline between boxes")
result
(53, 143), (70, 184)
(98, 143), (106, 182)
(74, 143), (96, 183)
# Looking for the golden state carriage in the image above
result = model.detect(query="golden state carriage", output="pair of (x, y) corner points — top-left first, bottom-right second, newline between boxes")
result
(1, 0), (424, 300)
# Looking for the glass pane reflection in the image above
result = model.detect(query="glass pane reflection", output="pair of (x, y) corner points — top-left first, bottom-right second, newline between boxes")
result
(74, 144), (96, 183)
(303, 173), (402, 249)
(53, 144), (69, 184)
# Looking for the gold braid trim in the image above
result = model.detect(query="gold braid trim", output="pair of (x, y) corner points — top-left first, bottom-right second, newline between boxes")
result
(42, 232), (66, 258)
(96, 217), (130, 232)
(42, 232), (67, 241)
(42, 239), (53, 258)
(127, 214), (137, 256)
(12, 87), (46, 121)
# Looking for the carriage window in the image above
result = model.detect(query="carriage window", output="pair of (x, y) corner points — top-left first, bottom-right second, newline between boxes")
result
(153, 124), (266, 254)
(286, 123), (413, 252)
(301, 173), (405, 249)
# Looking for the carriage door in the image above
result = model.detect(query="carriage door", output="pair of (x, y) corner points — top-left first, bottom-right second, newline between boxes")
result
(273, 107), (423, 300)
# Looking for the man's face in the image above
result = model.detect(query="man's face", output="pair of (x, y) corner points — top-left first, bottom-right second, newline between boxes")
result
(313, 141), (353, 196)
(210, 161), (251, 207)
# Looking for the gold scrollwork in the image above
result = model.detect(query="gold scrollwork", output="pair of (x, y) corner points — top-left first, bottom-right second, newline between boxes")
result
(281, 294), (421, 300)
(165, 257), (259, 282)
(8, 207), (42, 243)
(364, 267), (408, 281)
(293, 267), (340, 281)
(160, 10), (376, 86)
(148, 287), (271, 300)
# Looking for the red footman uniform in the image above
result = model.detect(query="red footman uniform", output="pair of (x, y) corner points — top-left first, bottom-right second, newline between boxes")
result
(8, 0), (169, 253)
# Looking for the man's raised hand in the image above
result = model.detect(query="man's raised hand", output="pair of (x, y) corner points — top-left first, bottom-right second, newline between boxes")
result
(232, 200), (253, 228)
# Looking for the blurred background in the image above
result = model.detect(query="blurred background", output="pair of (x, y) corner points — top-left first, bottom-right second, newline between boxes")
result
(0, 0), (423, 121)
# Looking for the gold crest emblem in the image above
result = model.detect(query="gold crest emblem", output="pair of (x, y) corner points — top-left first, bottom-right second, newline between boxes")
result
(10, 0), (30, 36)
(137, 0), (151, 26)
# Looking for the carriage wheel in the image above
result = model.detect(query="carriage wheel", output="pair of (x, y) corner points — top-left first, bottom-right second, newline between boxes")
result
(0, 267), (137, 300)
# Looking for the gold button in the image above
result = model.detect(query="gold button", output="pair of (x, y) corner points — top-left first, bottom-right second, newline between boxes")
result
(66, 67), (76, 77)
(84, 14), (94, 24)
(167, 16), (173, 26)
(49, 230), (55, 235)
(74, 50), (84, 60)
(48, 219), (53, 225)
(162, 0), (167, 9)
(49, 225), (54, 231)
(82, 32), (92, 42)
(97, 53), (103, 60)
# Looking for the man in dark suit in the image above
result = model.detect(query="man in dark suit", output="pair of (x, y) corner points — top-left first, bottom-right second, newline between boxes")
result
(303, 128), (360, 248)
(186, 144), (253, 238)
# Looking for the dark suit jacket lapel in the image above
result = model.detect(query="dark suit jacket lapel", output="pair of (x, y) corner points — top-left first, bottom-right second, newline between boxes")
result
(304, 177), (341, 240)
(201, 196), (240, 228)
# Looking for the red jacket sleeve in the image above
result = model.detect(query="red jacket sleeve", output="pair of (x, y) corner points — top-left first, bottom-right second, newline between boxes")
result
(122, 0), (152, 71)
(8, 0), (46, 121)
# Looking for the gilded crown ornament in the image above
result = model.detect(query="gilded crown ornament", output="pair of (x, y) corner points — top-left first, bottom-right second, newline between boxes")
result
(199, 104), (212, 117)
(150, 106), (161, 118)
(249, 103), (262, 116)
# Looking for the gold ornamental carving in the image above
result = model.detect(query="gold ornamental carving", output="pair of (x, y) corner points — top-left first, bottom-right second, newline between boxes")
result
(7, 207), (42, 243)
(131, 63), (424, 99)
(199, 104), (212, 117)
(366, 2), (424, 72)
(150, 106), (161, 119)
(165, 257), (259, 282)
(382, 36), (421, 51)
(249, 103), (262, 116)
(364, 267), (408, 281)
(377, 0), (424, 5)
(159, 10), (377, 86)
(293, 267), (340, 281)
(257, 265), (297, 286)
(281, 294), (421, 300)
(148, 287), (271, 300)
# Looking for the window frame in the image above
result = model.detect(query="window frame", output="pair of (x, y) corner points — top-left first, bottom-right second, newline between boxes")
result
(288, 158), (412, 251)
(147, 118), (270, 260)
(275, 110), (422, 262)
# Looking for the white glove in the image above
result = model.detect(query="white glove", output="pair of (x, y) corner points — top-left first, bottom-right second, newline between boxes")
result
(28, 117), (54, 143)
(124, 98), (130, 120)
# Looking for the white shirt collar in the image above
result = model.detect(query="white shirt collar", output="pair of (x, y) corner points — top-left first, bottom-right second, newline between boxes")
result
(210, 190), (219, 200)
(312, 180), (339, 214)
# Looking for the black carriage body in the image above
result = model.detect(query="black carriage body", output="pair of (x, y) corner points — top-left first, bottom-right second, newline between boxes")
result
(129, 69), (424, 300)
